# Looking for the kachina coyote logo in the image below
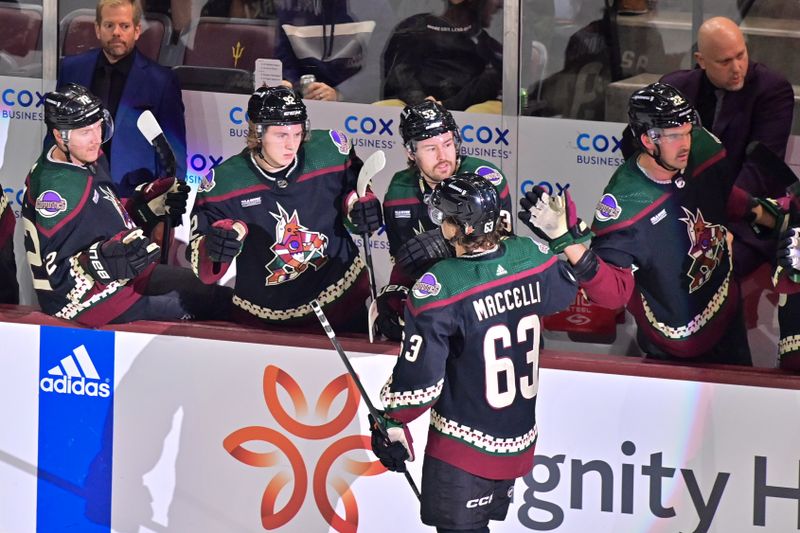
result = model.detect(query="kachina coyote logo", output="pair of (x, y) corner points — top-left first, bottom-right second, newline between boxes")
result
(266, 204), (328, 285)
(679, 207), (727, 293)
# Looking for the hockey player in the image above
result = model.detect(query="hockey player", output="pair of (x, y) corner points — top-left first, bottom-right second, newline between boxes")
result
(376, 100), (512, 340)
(188, 86), (382, 332)
(371, 172), (578, 533)
(519, 82), (798, 365)
(0, 181), (19, 304)
(23, 83), (228, 325)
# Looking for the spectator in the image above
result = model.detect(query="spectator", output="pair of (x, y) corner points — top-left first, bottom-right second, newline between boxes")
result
(520, 83), (797, 365)
(24, 84), (229, 326)
(382, 0), (503, 111)
(56, 0), (187, 198)
(371, 173), (576, 532)
(375, 101), (512, 341)
(188, 86), (382, 333)
(660, 16), (799, 368)
(0, 183), (18, 305)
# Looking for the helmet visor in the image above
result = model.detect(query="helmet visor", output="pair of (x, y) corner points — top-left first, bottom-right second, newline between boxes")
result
(61, 110), (114, 146)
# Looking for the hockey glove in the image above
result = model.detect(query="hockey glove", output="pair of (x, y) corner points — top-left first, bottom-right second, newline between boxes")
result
(776, 228), (800, 283)
(518, 186), (592, 254)
(128, 177), (191, 231)
(375, 284), (408, 342)
(395, 228), (454, 280)
(749, 196), (800, 241)
(368, 412), (414, 472)
(205, 219), (248, 263)
(349, 193), (383, 234)
(84, 228), (160, 283)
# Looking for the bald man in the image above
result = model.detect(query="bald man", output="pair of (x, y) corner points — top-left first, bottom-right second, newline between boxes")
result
(661, 16), (798, 369)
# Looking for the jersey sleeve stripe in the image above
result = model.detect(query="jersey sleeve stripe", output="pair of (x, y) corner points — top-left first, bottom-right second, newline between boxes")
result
(409, 256), (560, 317)
(384, 197), (423, 208)
(196, 183), (270, 205)
(691, 148), (727, 178)
(296, 159), (352, 184)
(592, 191), (671, 237)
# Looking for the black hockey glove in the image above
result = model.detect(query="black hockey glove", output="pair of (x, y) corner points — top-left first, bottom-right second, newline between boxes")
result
(375, 284), (408, 342)
(349, 193), (383, 234)
(84, 228), (160, 283)
(395, 228), (454, 280)
(205, 219), (248, 263)
(776, 228), (800, 283)
(128, 177), (190, 231)
(368, 412), (414, 472)
(750, 197), (800, 241)
(518, 186), (592, 254)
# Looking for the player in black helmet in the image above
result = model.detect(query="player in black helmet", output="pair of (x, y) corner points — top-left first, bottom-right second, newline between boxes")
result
(519, 82), (800, 364)
(188, 86), (383, 332)
(22, 83), (226, 325)
(376, 100), (512, 341)
(370, 172), (577, 533)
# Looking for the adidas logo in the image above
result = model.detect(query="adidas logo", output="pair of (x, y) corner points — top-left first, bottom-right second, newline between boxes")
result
(39, 345), (111, 398)
(496, 265), (508, 276)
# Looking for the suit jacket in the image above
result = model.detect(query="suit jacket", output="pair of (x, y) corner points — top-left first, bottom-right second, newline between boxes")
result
(57, 48), (187, 197)
(661, 62), (794, 198)
(662, 62), (795, 274)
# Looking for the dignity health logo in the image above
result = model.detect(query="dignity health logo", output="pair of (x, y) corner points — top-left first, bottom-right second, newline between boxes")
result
(225, 365), (385, 532)
(39, 344), (111, 398)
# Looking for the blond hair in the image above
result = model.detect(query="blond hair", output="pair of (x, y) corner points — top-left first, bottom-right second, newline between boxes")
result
(96, 0), (142, 25)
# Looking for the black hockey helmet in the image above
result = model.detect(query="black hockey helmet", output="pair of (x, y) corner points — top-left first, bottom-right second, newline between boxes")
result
(44, 83), (113, 146)
(400, 100), (461, 151)
(248, 85), (309, 137)
(628, 82), (699, 142)
(428, 172), (500, 236)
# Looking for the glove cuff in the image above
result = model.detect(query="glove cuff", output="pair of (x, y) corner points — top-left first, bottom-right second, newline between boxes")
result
(549, 220), (593, 254)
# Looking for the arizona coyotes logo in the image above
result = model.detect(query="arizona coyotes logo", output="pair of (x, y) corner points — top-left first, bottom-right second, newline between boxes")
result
(679, 207), (727, 293)
(265, 204), (328, 285)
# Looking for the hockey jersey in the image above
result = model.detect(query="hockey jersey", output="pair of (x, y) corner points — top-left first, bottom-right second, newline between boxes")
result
(383, 156), (512, 259)
(21, 149), (149, 325)
(589, 127), (739, 357)
(0, 181), (19, 304)
(381, 236), (577, 479)
(190, 130), (368, 326)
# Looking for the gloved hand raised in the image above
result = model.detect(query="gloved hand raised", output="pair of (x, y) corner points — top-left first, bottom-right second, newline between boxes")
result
(518, 186), (592, 253)
(84, 228), (160, 283)
(349, 193), (383, 234)
(368, 412), (414, 472)
(128, 177), (191, 230)
(205, 219), (248, 263)
(395, 228), (454, 280)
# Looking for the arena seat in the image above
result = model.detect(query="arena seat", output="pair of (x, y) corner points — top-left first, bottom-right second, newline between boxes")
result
(0, 2), (42, 76)
(59, 8), (172, 63)
(181, 17), (278, 72)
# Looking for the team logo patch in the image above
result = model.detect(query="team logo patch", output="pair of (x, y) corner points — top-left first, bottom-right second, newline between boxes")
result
(475, 166), (503, 186)
(329, 130), (351, 155)
(266, 203), (328, 285)
(199, 171), (217, 193)
(680, 207), (726, 293)
(595, 194), (622, 222)
(35, 190), (68, 218)
(412, 273), (441, 299)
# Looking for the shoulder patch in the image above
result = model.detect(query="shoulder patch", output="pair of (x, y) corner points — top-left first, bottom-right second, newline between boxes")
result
(595, 193), (622, 222)
(329, 130), (351, 155)
(199, 169), (216, 193)
(475, 165), (503, 186)
(412, 272), (441, 299)
(35, 190), (68, 218)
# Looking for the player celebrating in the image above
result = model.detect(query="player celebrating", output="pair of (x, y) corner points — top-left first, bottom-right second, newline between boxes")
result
(0, 180), (18, 304)
(371, 172), (577, 532)
(376, 100), (512, 340)
(520, 82), (798, 364)
(23, 84), (227, 325)
(188, 86), (382, 332)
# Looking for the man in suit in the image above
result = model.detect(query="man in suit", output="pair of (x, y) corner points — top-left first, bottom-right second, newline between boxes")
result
(57, 0), (186, 198)
(660, 16), (798, 369)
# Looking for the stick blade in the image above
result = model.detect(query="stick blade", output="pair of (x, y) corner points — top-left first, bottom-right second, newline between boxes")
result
(357, 150), (386, 197)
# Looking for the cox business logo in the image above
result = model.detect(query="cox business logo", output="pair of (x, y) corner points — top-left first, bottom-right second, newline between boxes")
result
(1, 87), (46, 121)
(573, 131), (625, 167)
(520, 178), (571, 197)
(4, 187), (25, 208)
(39, 344), (111, 398)
(186, 153), (224, 174)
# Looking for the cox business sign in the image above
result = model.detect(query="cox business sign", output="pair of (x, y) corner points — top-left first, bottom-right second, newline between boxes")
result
(573, 131), (625, 167)
(0, 87), (46, 121)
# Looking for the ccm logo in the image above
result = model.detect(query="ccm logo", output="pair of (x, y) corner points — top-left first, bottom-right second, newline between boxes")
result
(466, 494), (493, 508)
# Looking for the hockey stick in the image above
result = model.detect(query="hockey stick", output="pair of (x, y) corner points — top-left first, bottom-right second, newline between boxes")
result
(137, 110), (178, 264)
(745, 141), (800, 193)
(310, 299), (422, 501)
(356, 150), (386, 302)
